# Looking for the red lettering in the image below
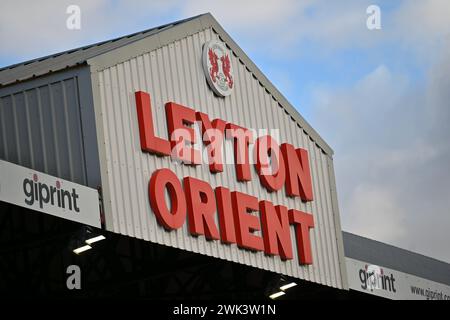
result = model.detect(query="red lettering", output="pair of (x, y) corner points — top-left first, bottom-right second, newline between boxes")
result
(135, 91), (171, 155)
(289, 209), (314, 265)
(255, 135), (286, 192)
(196, 112), (226, 173)
(149, 169), (186, 230)
(137, 91), (319, 266)
(183, 177), (220, 240)
(226, 124), (253, 182)
(166, 102), (201, 165)
(231, 191), (264, 251)
(215, 186), (237, 244)
(260, 201), (293, 260)
(281, 143), (314, 201)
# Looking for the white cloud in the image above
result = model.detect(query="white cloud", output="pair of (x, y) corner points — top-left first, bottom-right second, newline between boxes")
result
(182, 0), (310, 30)
(0, 0), (179, 61)
(0, 0), (104, 59)
(310, 43), (450, 261)
(181, 0), (377, 55)
(390, 0), (450, 64)
(345, 184), (407, 243)
(0, 0), (382, 62)
(394, 0), (450, 42)
(195, 0), (450, 58)
(1, 0), (449, 62)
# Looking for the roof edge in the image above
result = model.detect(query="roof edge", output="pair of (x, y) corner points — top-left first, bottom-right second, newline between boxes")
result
(343, 231), (450, 266)
(201, 14), (334, 156)
(0, 15), (204, 87)
(87, 13), (334, 156)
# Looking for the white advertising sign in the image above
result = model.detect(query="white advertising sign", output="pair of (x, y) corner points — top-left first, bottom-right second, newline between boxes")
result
(0, 160), (101, 228)
(346, 257), (450, 300)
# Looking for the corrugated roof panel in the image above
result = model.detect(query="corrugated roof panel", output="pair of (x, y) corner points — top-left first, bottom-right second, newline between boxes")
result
(0, 76), (89, 185)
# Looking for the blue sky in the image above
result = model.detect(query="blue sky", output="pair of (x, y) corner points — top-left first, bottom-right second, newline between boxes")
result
(0, 1), (429, 109)
(1, 0), (449, 262)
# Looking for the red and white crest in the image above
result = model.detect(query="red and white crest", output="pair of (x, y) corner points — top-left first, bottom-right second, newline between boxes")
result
(202, 40), (234, 97)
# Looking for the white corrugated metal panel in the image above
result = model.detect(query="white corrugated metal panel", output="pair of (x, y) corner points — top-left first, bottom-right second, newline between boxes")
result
(94, 28), (344, 288)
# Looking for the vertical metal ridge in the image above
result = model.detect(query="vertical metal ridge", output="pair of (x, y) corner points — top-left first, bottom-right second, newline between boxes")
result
(139, 53), (154, 243)
(61, 81), (75, 181)
(327, 155), (348, 289)
(127, 56), (150, 241)
(48, 84), (62, 176)
(312, 144), (329, 285)
(72, 77), (89, 186)
(99, 69), (123, 234)
(320, 151), (341, 286)
(11, 94), (22, 164)
(314, 145), (333, 286)
(307, 131), (326, 284)
(115, 61), (141, 239)
(36, 87), (49, 173)
(0, 98), (7, 159)
(36, 87), (50, 172)
(23, 91), (35, 168)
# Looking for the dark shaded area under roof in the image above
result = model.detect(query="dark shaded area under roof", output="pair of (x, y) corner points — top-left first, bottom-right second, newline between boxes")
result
(343, 231), (450, 286)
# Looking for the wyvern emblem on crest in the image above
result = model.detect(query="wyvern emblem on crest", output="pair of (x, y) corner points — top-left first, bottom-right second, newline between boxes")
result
(202, 40), (234, 97)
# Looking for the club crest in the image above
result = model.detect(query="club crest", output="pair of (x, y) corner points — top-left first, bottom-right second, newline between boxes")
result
(202, 40), (234, 97)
